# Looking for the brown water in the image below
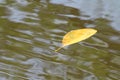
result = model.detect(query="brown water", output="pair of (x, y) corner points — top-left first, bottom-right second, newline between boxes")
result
(0, 0), (120, 80)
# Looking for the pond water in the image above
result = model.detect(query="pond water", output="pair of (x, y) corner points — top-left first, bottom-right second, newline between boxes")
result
(0, 0), (120, 80)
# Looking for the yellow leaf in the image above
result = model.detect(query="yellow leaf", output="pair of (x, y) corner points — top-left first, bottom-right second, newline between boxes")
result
(55, 28), (97, 52)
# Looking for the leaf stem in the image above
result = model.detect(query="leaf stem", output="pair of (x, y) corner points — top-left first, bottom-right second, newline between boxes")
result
(54, 47), (63, 52)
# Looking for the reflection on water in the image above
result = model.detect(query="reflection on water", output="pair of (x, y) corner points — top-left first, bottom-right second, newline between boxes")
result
(0, 0), (120, 80)
(51, 0), (120, 31)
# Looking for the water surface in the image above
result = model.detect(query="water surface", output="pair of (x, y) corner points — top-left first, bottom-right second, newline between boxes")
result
(0, 0), (120, 80)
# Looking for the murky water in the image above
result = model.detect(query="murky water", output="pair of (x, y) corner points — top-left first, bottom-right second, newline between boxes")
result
(0, 0), (120, 80)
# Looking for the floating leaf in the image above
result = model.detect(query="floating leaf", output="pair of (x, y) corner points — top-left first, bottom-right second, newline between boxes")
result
(55, 28), (97, 52)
